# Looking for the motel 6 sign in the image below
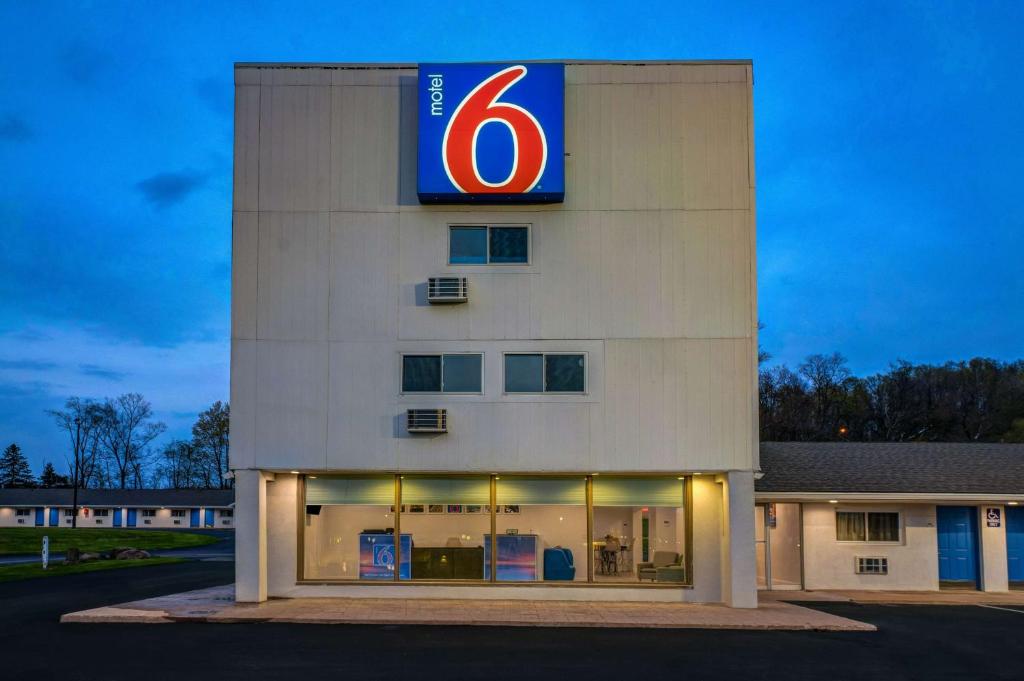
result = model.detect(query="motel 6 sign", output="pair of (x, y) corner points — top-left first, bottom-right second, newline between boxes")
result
(417, 63), (565, 203)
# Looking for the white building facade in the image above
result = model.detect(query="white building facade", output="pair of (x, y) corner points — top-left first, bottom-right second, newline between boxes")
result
(755, 443), (1024, 593)
(0, 489), (234, 529)
(230, 61), (759, 606)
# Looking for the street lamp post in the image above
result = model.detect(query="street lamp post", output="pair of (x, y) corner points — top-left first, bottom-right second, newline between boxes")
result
(71, 416), (81, 530)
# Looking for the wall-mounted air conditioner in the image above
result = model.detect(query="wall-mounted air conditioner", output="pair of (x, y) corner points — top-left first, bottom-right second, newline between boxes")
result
(855, 556), (888, 575)
(427, 277), (468, 304)
(407, 408), (448, 434)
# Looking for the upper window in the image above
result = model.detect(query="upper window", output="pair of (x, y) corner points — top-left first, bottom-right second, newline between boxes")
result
(93, 508), (109, 517)
(142, 509), (157, 517)
(836, 511), (900, 542)
(15, 509), (31, 517)
(170, 509), (187, 518)
(449, 226), (529, 265)
(402, 354), (483, 394)
(505, 353), (585, 393)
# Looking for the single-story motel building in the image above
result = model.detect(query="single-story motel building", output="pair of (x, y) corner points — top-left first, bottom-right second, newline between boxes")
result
(0, 489), (235, 529)
(755, 442), (1024, 593)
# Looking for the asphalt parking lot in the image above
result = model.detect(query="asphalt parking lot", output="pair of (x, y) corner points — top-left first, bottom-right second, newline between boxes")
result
(3, 561), (1023, 681)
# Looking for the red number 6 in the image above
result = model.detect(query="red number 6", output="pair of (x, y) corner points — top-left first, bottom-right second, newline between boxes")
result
(442, 65), (547, 194)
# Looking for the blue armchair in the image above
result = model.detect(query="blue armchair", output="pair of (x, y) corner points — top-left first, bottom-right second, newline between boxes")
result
(543, 547), (576, 581)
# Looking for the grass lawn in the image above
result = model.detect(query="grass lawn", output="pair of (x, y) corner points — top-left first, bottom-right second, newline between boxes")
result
(0, 557), (187, 583)
(0, 527), (218, 555)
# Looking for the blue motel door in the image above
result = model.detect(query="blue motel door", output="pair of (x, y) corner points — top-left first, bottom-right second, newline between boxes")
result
(113, 508), (122, 527)
(937, 506), (979, 585)
(34, 508), (44, 526)
(49, 508), (59, 527)
(189, 508), (200, 528)
(1007, 505), (1024, 583)
(204, 509), (215, 527)
(126, 509), (137, 527)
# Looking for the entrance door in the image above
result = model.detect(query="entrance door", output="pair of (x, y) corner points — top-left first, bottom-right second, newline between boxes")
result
(937, 506), (979, 586)
(1008, 505), (1024, 584)
(755, 503), (803, 590)
(189, 508), (200, 528)
(113, 508), (122, 528)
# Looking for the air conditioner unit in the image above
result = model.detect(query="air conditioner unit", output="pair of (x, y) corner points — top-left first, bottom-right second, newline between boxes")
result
(855, 556), (888, 575)
(407, 408), (448, 434)
(427, 277), (468, 304)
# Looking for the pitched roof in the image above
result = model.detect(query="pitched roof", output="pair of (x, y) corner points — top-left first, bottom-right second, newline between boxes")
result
(756, 442), (1024, 495)
(0, 488), (234, 507)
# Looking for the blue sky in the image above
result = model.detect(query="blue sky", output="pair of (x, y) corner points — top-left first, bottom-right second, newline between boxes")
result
(1, 1), (1022, 474)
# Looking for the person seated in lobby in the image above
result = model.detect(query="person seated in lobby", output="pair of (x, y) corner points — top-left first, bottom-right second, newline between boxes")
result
(601, 534), (620, 574)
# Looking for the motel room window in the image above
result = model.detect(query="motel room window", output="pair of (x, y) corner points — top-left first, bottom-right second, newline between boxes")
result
(15, 509), (31, 517)
(494, 476), (587, 582)
(93, 509), (109, 517)
(504, 353), (585, 393)
(141, 509), (157, 517)
(63, 509), (77, 517)
(220, 509), (233, 518)
(170, 509), (187, 518)
(303, 475), (397, 581)
(591, 476), (689, 585)
(402, 354), (483, 393)
(836, 511), (900, 542)
(448, 226), (529, 265)
(400, 476), (491, 581)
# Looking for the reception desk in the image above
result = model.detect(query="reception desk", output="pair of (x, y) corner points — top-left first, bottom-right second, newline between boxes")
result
(411, 546), (484, 579)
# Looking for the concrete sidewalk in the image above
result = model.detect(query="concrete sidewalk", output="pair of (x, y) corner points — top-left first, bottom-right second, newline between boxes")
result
(61, 585), (874, 630)
(761, 589), (1024, 606)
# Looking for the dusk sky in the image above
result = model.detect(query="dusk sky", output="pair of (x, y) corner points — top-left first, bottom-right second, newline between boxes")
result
(1, 1), (1021, 473)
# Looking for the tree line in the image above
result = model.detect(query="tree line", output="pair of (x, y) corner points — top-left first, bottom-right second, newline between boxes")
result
(760, 354), (1024, 442)
(0, 396), (230, 489)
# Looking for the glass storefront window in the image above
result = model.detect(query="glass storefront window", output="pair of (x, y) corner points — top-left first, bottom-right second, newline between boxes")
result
(592, 476), (687, 584)
(399, 476), (491, 580)
(303, 475), (400, 580)
(493, 476), (587, 582)
(301, 474), (691, 586)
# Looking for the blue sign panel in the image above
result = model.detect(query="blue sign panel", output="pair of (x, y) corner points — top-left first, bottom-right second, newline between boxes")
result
(417, 62), (564, 204)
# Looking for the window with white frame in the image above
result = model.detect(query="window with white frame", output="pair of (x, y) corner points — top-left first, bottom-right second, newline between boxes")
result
(63, 509), (76, 517)
(15, 509), (31, 517)
(402, 354), (483, 394)
(219, 509), (233, 518)
(93, 508), (109, 517)
(170, 509), (187, 518)
(448, 225), (529, 265)
(836, 511), (900, 542)
(504, 353), (585, 393)
(141, 509), (157, 517)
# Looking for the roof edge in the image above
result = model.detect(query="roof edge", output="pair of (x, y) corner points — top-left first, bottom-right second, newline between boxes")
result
(234, 59), (754, 69)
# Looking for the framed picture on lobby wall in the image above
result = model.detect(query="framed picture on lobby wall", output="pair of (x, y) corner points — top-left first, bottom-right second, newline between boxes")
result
(466, 505), (482, 514)
(447, 505), (463, 514)
(428, 504), (445, 514)
(408, 505), (425, 514)
(503, 505), (520, 515)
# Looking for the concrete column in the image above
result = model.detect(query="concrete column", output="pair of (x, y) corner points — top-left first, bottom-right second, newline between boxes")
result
(979, 505), (1009, 593)
(235, 469), (267, 602)
(723, 470), (758, 608)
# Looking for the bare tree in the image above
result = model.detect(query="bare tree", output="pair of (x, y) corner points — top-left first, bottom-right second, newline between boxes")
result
(193, 401), (230, 489)
(48, 398), (105, 528)
(99, 393), (166, 489)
